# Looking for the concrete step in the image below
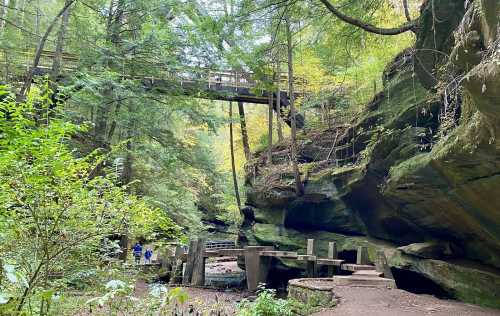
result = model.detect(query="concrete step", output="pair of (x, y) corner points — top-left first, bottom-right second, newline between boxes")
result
(353, 270), (383, 277)
(316, 259), (344, 266)
(333, 275), (396, 289)
(341, 263), (376, 272)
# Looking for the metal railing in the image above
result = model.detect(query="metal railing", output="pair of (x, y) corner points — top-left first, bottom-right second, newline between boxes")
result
(205, 240), (236, 250)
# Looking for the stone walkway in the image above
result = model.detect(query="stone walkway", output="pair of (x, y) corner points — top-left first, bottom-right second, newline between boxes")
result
(312, 286), (500, 316)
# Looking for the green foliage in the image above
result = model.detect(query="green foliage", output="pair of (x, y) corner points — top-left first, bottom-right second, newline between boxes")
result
(59, 267), (190, 315)
(237, 287), (296, 316)
(84, 280), (190, 315)
(0, 0), (431, 312)
(0, 84), (179, 314)
(0, 0), (421, 240)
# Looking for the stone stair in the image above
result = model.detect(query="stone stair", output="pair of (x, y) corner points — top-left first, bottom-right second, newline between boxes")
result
(352, 270), (384, 277)
(333, 275), (396, 288)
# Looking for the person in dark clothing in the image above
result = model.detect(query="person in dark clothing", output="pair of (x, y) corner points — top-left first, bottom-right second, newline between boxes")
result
(133, 242), (142, 264)
(144, 248), (153, 264)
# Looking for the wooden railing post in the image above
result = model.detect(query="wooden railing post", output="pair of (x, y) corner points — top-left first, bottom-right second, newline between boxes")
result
(327, 241), (338, 277)
(306, 239), (317, 278)
(375, 250), (394, 280)
(356, 246), (369, 265)
(235, 71), (238, 92)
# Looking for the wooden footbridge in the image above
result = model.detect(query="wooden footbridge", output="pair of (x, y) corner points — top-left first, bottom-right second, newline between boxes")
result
(0, 48), (306, 127)
(162, 238), (393, 292)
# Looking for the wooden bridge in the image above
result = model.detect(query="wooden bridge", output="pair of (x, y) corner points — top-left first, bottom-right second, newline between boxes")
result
(161, 238), (394, 292)
(0, 48), (306, 127)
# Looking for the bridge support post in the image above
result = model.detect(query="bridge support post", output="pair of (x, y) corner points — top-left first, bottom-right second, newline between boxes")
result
(183, 238), (206, 286)
(159, 247), (174, 279)
(182, 239), (197, 285)
(356, 246), (369, 265)
(306, 239), (317, 278)
(244, 246), (273, 292)
(191, 238), (206, 286)
(169, 246), (185, 285)
(327, 241), (338, 277)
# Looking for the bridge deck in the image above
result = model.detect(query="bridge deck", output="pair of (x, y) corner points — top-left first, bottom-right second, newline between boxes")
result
(0, 48), (306, 127)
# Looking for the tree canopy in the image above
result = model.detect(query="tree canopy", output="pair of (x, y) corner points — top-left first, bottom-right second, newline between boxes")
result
(0, 0), (435, 313)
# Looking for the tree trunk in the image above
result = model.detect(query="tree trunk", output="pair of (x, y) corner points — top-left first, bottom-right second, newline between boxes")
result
(123, 138), (133, 187)
(109, 0), (125, 44)
(0, 0), (10, 30)
(52, 0), (72, 78)
(94, 103), (109, 148)
(286, 16), (304, 196)
(106, 0), (115, 35)
(276, 62), (284, 142)
(229, 101), (242, 211)
(94, 0), (123, 148)
(19, 0), (76, 96)
(119, 234), (128, 261)
(267, 91), (273, 165)
(402, 0), (412, 22)
(35, 5), (40, 38)
(237, 101), (251, 162)
(107, 101), (122, 142)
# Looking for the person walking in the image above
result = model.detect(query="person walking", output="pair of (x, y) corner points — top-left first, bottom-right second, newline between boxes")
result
(133, 242), (142, 264)
(144, 248), (153, 264)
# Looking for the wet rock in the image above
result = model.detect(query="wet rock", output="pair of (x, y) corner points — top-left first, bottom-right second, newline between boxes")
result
(387, 249), (500, 309)
(398, 241), (463, 259)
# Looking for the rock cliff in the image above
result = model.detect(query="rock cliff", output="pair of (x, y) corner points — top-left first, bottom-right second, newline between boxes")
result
(239, 0), (500, 308)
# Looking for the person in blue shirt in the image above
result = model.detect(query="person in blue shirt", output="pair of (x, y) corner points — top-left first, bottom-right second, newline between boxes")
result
(133, 242), (142, 264)
(144, 248), (153, 264)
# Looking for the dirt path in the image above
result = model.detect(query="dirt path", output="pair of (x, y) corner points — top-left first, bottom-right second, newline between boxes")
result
(174, 287), (246, 314)
(312, 286), (500, 316)
(133, 279), (246, 315)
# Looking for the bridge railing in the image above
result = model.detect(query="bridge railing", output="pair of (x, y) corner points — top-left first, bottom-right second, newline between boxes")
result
(205, 240), (236, 250)
(0, 48), (307, 93)
(156, 67), (306, 93)
(0, 48), (79, 81)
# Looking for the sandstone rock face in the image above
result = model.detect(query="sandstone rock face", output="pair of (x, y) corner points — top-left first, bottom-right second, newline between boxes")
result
(240, 0), (500, 309)
(398, 241), (463, 259)
(387, 249), (500, 308)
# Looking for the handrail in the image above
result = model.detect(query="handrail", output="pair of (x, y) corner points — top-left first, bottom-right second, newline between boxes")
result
(0, 48), (309, 93)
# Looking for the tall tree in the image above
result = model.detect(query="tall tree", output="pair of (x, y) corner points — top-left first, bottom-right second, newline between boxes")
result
(267, 90), (273, 164)
(51, 0), (73, 78)
(238, 101), (251, 161)
(229, 101), (242, 210)
(276, 61), (284, 142)
(286, 14), (303, 196)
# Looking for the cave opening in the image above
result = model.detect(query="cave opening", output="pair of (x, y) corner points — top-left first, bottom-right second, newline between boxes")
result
(266, 265), (302, 294)
(338, 250), (357, 264)
(391, 267), (452, 299)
